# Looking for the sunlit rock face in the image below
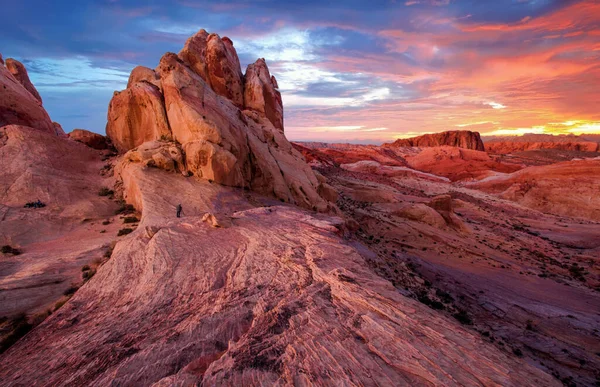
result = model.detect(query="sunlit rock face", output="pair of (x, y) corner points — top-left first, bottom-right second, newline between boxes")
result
(106, 30), (327, 211)
(386, 130), (485, 151)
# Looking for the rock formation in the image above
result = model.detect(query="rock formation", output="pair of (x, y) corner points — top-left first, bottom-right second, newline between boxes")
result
(0, 58), (57, 134)
(105, 81), (171, 152)
(68, 129), (109, 150)
(386, 130), (485, 151)
(485, 141), (599, 153)
(405, 146), (521, 181)
(5, 58), (43, 104)
(244, 58), (283, 130)
(106, 30), (326, 211)
(469, 158), (600, 220)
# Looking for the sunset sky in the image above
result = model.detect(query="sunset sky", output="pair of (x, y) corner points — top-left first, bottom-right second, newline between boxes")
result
(2, 0), (599, 144)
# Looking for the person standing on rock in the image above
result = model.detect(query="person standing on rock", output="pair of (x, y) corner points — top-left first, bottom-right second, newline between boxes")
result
(176, 204), (183, 218)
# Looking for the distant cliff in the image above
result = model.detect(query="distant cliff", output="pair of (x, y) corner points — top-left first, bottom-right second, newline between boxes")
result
(384, 130), (485, 151)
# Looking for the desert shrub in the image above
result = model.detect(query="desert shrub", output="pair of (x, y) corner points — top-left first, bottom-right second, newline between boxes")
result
(513, 348), (523, 357)
(115, 202), (135, 215)
(435, 289), (454, 303)
(453, 310), (473, 325)
(569, 264), (586, 281)
(102, 220), (111, 225)
(82, 269), (96, 281)
(0, 314), (32, 354)
(1, 245), (21, 255)
(54, 299), (68, 311)
(63, 285), (79, 296)
(98, 187), (114, 197)
(117, 228), (133, 236)
(81, 265), (90, 272)
(123, 216), (139, 224)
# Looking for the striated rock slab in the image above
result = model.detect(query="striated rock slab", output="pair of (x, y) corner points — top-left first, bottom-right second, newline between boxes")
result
(386, 130), (485, 151)
(0, 160), (557, 385)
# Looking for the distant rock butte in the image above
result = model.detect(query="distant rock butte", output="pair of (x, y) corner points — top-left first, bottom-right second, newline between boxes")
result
(385, 130), (485, 151)
(0, 57), (61, 135)
(106, 30), (328, 211)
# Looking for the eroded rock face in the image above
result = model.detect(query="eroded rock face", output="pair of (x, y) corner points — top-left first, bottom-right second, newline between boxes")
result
(106, 82), (171, 153)
(68, 129), (108, 150)
(127, 65), (162, 90)
(5, 58), (42, 104)
(0, 59), (55, 134)
(244, 58), (283, 131)
(106, 30), (329, 210)
(387, 130), (485, 151)
(178, 30), (244, 106)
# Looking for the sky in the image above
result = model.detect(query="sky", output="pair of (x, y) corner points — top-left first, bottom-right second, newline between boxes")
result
(1, 0), (599, 144)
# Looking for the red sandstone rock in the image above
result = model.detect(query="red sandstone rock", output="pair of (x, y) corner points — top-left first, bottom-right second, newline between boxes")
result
(68, 129), (109, 150)
(106, 82), (171, 152)
(469, 158), (600, 220)
(405, 146), (521, 181)
(485, 141), (599, 153)
(386, 130), (485, 151)
(5, 58), (42, 104)
(178, 30), (244, 106)
(52, 122), (67, 138)
(107, 32), (329, 210)
(0, 60), (55, 134)
(127, 65), (162, 90)
(244, 58), (284, 131)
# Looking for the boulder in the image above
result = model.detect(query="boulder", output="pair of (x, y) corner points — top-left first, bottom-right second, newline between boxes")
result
(106, 81), (171, 153)
(5, 58), (42, 104)
(69, 129), (108, 150)
(244, 58), (284, 131)
(123, 141), (184, 173)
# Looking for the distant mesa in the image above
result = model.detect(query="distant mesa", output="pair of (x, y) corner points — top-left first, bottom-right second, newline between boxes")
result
(106, 29), (330, 211)
(484, 133), (600, 153)
(384, 130), (485, 151)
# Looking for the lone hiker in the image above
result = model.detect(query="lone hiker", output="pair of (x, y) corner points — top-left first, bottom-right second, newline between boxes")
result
(176, 204), (183, 218)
